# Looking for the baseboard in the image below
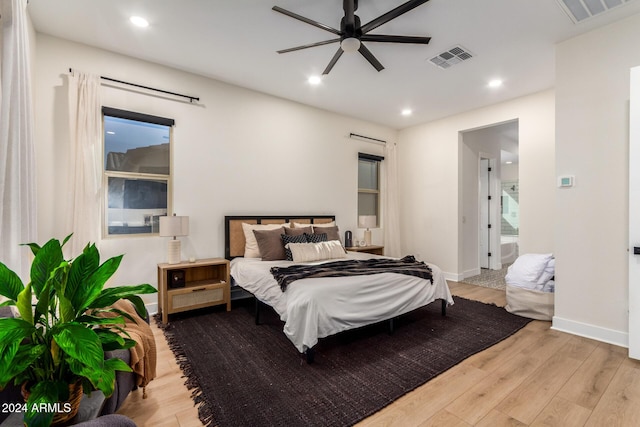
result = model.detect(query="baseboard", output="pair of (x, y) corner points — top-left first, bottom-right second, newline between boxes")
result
(146, 302), (159, 316)
(443, 271), (464, 282)
(551, 316), (628, 349)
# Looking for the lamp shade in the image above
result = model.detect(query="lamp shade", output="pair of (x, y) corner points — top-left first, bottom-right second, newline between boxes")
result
(159, 215), (189, 237)
(358, 215), (377, 229)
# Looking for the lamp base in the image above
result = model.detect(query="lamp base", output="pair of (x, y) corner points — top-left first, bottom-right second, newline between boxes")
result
(167, 239), (181, 264)
(364, 229), (372, 246)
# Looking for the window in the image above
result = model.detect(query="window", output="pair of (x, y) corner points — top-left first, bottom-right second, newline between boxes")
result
(357, 153), (383, 226)
(103, 107), (174, 236)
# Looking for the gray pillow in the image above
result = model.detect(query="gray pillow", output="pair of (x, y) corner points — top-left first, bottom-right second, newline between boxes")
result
(314, 225), (340, 242)
(253, 227), (286, 261)
(284, 226), (312, 236)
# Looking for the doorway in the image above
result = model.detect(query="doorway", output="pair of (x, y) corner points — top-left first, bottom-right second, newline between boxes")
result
(461, 120), (519, 278)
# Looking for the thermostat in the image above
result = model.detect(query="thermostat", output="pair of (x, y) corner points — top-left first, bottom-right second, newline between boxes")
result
(558, 175), (574, 188)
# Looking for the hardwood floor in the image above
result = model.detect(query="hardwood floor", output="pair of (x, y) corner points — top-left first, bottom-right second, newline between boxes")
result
(119, 282), (640, 426)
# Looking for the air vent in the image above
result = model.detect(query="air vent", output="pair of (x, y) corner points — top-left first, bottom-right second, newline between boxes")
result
(555, 0), (635, 23)
(428, 45), (473, 70)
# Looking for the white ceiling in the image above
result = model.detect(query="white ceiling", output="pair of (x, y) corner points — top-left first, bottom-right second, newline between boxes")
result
(27, 0), (640, 129)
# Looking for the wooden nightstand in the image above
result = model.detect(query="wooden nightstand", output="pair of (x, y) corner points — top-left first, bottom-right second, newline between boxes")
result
(157, 258), (230, 324)
(345, 245), (385, 256)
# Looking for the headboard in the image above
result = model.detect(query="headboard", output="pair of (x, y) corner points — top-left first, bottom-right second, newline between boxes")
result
(224, 215), (336, 260)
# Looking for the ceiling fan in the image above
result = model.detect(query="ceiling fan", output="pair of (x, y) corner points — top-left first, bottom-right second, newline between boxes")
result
(273, 0), (432, 75)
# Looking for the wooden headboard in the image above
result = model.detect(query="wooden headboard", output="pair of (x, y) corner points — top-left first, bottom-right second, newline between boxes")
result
(224, 215), (336, 260)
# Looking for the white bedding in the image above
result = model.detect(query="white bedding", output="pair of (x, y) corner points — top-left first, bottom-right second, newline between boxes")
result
(230, 252), (454, 352)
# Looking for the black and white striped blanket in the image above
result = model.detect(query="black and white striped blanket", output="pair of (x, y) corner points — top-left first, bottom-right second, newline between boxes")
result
(270, 255), (433, 292)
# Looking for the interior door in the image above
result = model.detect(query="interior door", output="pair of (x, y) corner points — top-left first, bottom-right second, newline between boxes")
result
(629, 66), (640, 359)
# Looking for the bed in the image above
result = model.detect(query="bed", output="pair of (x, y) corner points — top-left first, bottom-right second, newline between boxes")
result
(225, 215), (454, 362)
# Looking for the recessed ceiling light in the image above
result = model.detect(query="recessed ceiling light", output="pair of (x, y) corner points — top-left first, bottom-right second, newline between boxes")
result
(488, 79), (503, 88)
(308, 75), (322, 85)
(401, 109), (413, 116)
(505, 161), (513, 164)
(130, 16), (149, 28)
(106, 131), (115, 135)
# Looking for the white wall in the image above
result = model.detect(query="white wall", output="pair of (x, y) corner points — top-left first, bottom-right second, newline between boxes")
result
(33, 35), (397, 307)
(397, 90), (555, 280)
(554, 14), (640, 346)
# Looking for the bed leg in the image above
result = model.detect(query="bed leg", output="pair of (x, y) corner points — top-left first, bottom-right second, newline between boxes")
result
(441, 299), (447, 316)
(306, 347), (315, 364)
(255, 298), (262, 325)
(388, 317), (395, 335)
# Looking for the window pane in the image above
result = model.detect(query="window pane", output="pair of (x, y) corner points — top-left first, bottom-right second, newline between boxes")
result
(107, 177), (167, 235)
(358, 159), (378, 190)
(358, 193), (378, 218)
(104, 116), (170, 174)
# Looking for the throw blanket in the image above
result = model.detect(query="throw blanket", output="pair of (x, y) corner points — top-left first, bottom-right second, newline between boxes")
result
(271, 255), (433, 292)
(100, 299), (157, 397)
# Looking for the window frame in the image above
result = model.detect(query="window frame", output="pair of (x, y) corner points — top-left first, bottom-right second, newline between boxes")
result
(357, 152), (383, 227)
(102, 107), (175, 238)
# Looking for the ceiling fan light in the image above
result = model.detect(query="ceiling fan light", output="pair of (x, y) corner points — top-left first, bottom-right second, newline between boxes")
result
(341, 37), (361, 53)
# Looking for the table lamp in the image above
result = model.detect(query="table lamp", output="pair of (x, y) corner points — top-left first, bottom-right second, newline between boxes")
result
(159, 214), (189, 264)
(358, 215), (376, 246)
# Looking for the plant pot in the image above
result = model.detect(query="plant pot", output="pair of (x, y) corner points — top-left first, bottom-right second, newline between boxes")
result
(21, 381), (83, 426)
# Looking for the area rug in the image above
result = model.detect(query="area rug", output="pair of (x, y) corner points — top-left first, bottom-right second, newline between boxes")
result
(462, 263), (512, 290)
(156, 297), (531, 427)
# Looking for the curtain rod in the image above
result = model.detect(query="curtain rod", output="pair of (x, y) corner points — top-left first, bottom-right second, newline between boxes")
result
(349, 133), (386, 145)
(69, 68), (200, 103)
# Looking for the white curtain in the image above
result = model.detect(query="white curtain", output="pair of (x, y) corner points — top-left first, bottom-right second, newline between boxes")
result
(0, 0), (37, 279)
(67, 71), (102, 255)
(383, 142), (401, 257)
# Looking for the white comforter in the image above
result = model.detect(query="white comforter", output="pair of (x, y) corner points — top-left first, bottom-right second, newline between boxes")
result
(230, 252), (454, 353)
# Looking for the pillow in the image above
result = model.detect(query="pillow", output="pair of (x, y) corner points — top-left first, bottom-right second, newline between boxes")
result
(313, 225), (340, 242)
(292, 221), (336, 230)
(536, 258), (556, 285)
(310, 221), (336, 229)
(286, 240), (347, 263)
(305, 232), (327, 243)
(292, 221), (313, 229)
(284, 226), (312, 236)
(281, 234), (308, 261)
(253, 228), (286, 261)
(506, 253), (553, 286)
(242, 222), (289, 258)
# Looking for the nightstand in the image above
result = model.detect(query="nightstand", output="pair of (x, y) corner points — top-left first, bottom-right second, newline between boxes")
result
(157, 258), (230, 324)
(345, 245), (384, 256)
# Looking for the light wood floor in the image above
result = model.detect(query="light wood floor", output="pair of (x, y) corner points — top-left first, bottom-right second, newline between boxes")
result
(119, 282), (640, 426)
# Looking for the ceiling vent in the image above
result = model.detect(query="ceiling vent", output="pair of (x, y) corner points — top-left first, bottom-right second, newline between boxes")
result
(555, 0), (635, 23)
(428, 45), (473, 70)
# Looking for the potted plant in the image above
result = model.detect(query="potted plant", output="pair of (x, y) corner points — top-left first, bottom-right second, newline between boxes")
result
(0, 235), (157, 427)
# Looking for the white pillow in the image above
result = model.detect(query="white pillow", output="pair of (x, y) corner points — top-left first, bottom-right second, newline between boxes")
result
(506, 253), (553, 287)
(241, 222), (290, 258)
(286, 240), (347, 263)
(536, 258), (556, 285)
(292, 221), (335, 230)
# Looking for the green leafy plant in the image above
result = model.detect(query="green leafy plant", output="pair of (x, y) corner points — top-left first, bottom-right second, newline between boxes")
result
(0, 235), (157, 426)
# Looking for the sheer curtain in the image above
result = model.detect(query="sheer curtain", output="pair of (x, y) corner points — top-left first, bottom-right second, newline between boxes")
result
(67, 71), (102, 255)
(383, 142), (401, 257)
(0, 0), (37, 278)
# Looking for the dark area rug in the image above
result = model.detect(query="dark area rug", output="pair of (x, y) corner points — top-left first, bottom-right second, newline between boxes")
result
(156, 297), (532, 427)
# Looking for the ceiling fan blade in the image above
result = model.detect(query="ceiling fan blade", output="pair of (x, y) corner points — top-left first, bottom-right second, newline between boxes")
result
(272, 6), (341, 35)
(360, 0), (431, 34)
(343, 0), (356, 34)
(277, 38), (341, 54)
(322, 48), (344, 75)
(360, 34), (431, 44)
(358, 44), (384, 72)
